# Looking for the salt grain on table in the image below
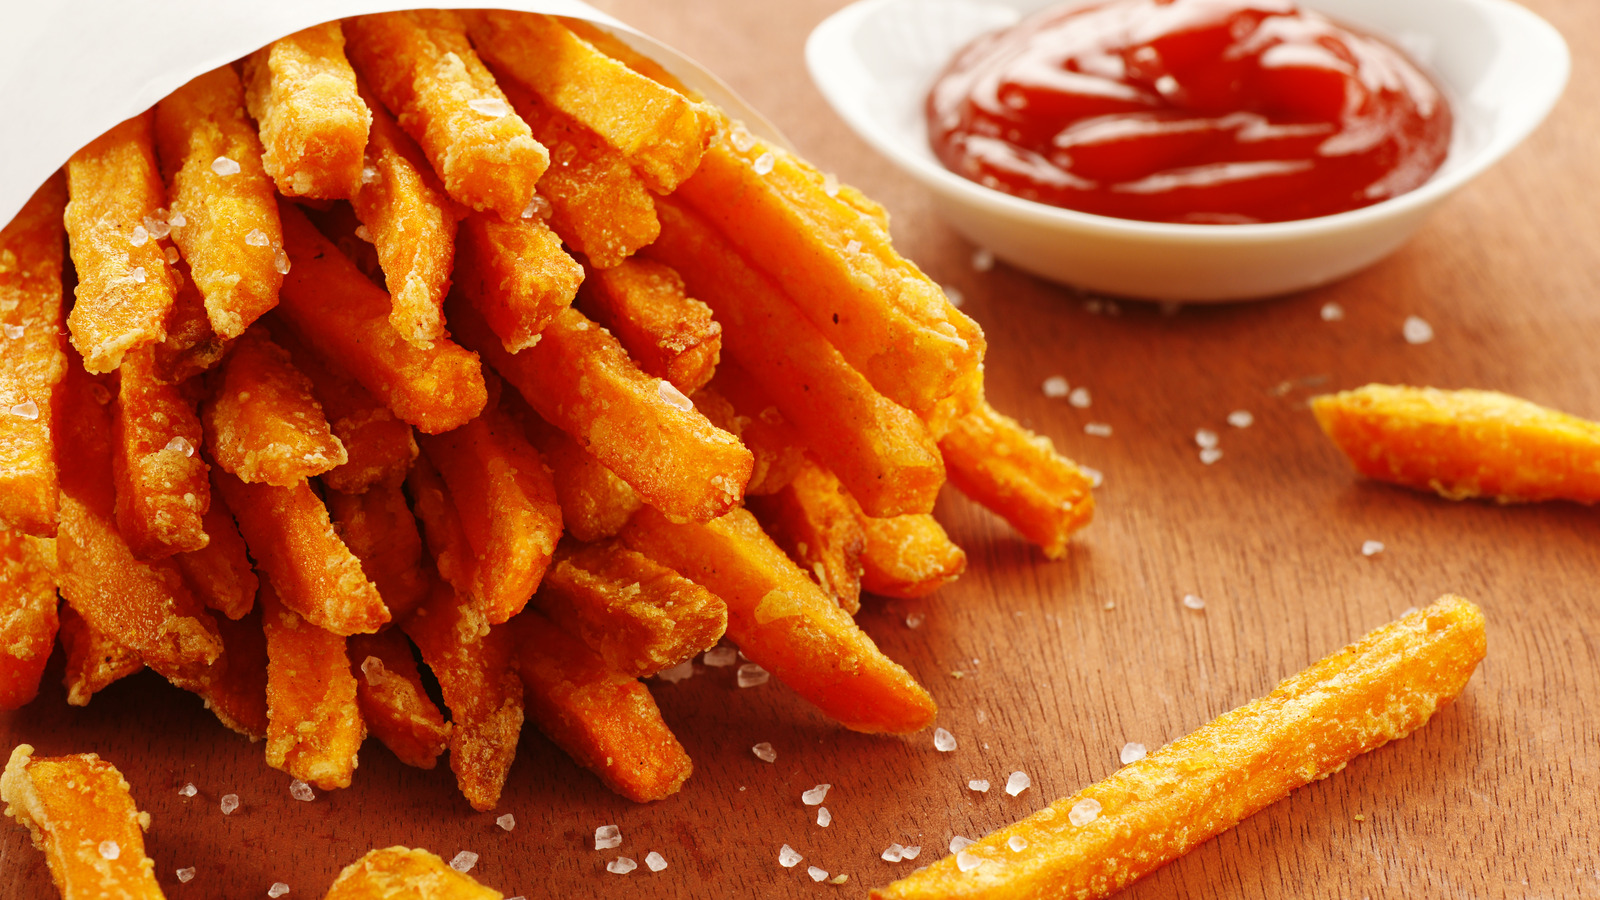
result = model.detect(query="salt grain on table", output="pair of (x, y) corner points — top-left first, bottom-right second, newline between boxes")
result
(1320, 301), (1345, 321)
(1182, 593), (1206, 611)
(607, 857), (637, 875)
(179, 783), (197, 798)
(968, 779), (990, 792)
(808, 866), (829, 882)
(1069, 798), (1103, 826)
(950, 836), (974, 854)
(737, 663), (770, 687)
(905, 612), (925, 629)
(450, 852), (478, 873)
(497, 814), (516, 831)
(1199, 447), (1223, 464)
(933, 728), (957, 752)
(1120, 742), (1147, 764)
(1194, 428), (1219, 449)
(1403, 315), (1435, 344)
(1041, 375), (1069, 398)
(267, 883), (290, 898)
(1362, 540), (1385, 557)
(289, 780), (314, 802)
(594, 825), (621, 850)
(942, 285), (965, 308)
(656, 660), (694, 683)
(176, 867), (196, 883)
(1081, 465), (1105, 488)
(972, 248), (995, 271)
(1005, 771), (1031, 796)
(901, 845), (922, 860)
(1227, 410), (1254, 428)
(220, 794), (239, 815)
(780, 845), (803, 867)
(881, 843), (905, 863)
(802, 784), (830, 805)
(818, 807), (832, 827)
(1069, 387), (1091, 408)
(645, 851), (667, 872)
(752, 742), (777, 763)
(704, 645), (737, 667)
(1084, 422), (1112, 437)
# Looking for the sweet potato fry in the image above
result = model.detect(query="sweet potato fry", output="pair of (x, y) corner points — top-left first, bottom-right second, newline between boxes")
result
(276, 200), (486, 434)
(59, 604), (142, 708)
(213, 471), (389, 636)
(855, 510), (967, 599)
(1312, 384), (1600, 504)
(345, 10), (548, 219)
(170, 474), (257, 620)
(467, 11), (715, 193)
(1, 745), (164, 900)
(112, 346), (209, 558)
(694, 366), (807, 496)
(406, 455), (475, 606)
(64, 113), (176, 374)
(167, 606), (271, 741)
(513, 609), (693, 802)
(450, 299), (751, 523)
(203, 327), (346, 486)
(326, 846), (503, 900)
(0, 531), (59, 710)
(621, 506), (936, 734)
(454, 210), (582, 353)
(556, 18), (694, 94)
(941, 399), (1096, 559)
(0, 175), (67, 537)
(402, 580), (524, 811)
(243, 21), (372, 199)
(874, 596), (1488, 900)
(262, 581), (364, 790)
(674, 125), (983, 413)
(648, 198), (941, 517)
(326, 482), (431, 625)
(150, 264), (229, 383)
(504, 392), (640, 543)
(533, 540), (726, 678)
(348, 630), (450, 770)
(154, 63), (283, 339)
(579, 258), (720, 394)
(748, 457), (865, 613)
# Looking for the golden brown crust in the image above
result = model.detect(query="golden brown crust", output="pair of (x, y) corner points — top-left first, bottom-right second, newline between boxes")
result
(58, 603), (142, 708)
(325, 482), (431, 626)
(855, 510), (967, 599)
(262, 582), (364, 790)
(579, 257), (720, 394)
(243, 21), (372, 200)
(0, 531), (60, 710)
(202, 328), (346, 486)
(169, 473), (258, 621)
(112, 346), (209, 558)
(324, 846), (503, 900)
(506, 395), (641, 544)
(693, 366), (807, 497)
(453, 211), (581, 354)
(747, 457), (865, 613)
(348, 630), (450, 771)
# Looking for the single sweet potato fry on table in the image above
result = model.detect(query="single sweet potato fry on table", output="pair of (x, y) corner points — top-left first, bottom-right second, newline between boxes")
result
(874, 596), (1487, 900)
(170, 474), (258, 620)
(579, 258), (721, 394)
(112, 346), (209, 558)
(1, 745), (164, 900)
(64, 113), (176, 374)
(0, 175), (67, 537)
(622, 506), (936, 734)
(533, 540), (726, 678)
(154, 63), (283, 339)
(262, 580), (364, 790)
(348, 629), (451, 770)
(1312, 384), (1600, 503)
(0, 530), (59, 710)
(243, 21), (372, 199)
(648, 198), (941, 517)
(514, 609), (694, 802)
(450, 299), (751, 524)
(59, 604), (142, 707)
(346, 10), (547, 219)
(203, 327), (347, 486)
(694, 366), (807, 497)
(854, 509), (967, 599)
(748, 457), (865, 613)
(454, 210), (582, 353)
(276, 200), (486, 434)
(326, 847), (503, 900)
(167, 606), (271, 741)
(325, 483), (431, 624)
(151, 265), (229, 383)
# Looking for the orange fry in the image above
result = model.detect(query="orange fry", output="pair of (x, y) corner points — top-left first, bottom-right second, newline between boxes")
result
(856, 511), (967, 599)
(64, 113), (176, 374)
(277, 200), (486, 434)
(243, 21), (372, 199)
(59, 604), (142, 708)
(694, 366), (807, 497)
(454, 210), (582, 353)
(325, 481), (431, 625)
(406, 455), (475, 610)
(348, 630), (451, 770)
(0, 175), (67, 537)
(1312, 384), (1600, 504)
(514, 610), (694, 802)
(203, 327), (347, 486)
(502, 391), (639, 543)
(579, 257), (720, 394)
(533, 540), (726, 678)
(112, 346), (209, 558)
(170, 473), (258, 621)
(451, 299), (751, 523)
(154, 63), (283, 339)
(151, 266), (229, 383)
(748, 457), (865, 613)
(262, 581), (364, 790)
(874, 596), (1487, 900)
(345, 10), (548, 219)
(622, 506), (937, 734)
(0, 530), (59, 710)
(326, 847), (503, 900)
(163, 605), (271, 741)
(1, 746), (165, 900)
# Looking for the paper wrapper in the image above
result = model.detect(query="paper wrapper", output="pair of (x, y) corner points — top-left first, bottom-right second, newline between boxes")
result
(0, 1), (789, 227)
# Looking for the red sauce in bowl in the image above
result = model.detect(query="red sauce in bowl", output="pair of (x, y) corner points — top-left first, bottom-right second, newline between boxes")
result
(926, 0), (1452, 224)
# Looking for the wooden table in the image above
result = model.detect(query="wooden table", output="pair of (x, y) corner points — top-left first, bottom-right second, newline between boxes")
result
(4, 1), (1599, 897)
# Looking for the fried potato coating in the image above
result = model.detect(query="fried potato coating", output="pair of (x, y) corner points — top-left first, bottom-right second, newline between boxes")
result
(167, 606), (271, 741)
(693, 367), (807, 497)
(622, 506), (936, 734)
(855, 510), (967, 599)
(875, 596), (1487, 899)
(112, 347), (209, 558)
(262, 581), (364, 790)
(150, 264), (229, 383)
(580, 258), (720, 394)
(346, 11), (547, 219)
(454, 210), (582, 353)
(675, 124), (983, 413)
(326, 483), (431, 625)
(748, 457), (865, 614)
(533, 540), (727, 678)
(348, 630), (451, 770)
(403, 580), (524, 811)
(59, 604), (142, 708)
(509, 402), (640, 543)
(203, 328), (346, 486)
(170, 474), (257, 621)
(0, 531), (59, 710)
(325, 846), (503, 900)
(941, 399), (1096, 559)
(649, 198), (941, 517)
(154, 64), (283, 339)
(1312, 384), (1600, 504)
(1, 745), (164, 900)
(406, 456), (475, 610)
(513, 609), (693, 802)
(277, 201), (485, 433)
(214, 472), (389, 636)
(451, 299), (751, 524)
(243, 22), (372, 199)
(64, 113), (176, 374)
(467, 12), (715, 194)
(0, 175), (67, 537)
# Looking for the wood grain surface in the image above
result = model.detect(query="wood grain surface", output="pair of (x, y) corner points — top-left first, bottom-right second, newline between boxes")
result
(4, 1), (1599, 897)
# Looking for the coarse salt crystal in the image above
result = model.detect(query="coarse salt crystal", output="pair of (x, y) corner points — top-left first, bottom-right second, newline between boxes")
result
(212, 157), (241, 177)
(1227, 410), (1254, 428)
(164, 436), (195, 457)
(1069, 387), (1091, 408)
(353, 225), (372, 242)
(817, 807), (832, 827)
(1008, 835), (1028, 852)
(1005, 771), (1030, 796)
(881, 843), (905, 862)
(3, 323), (23, 339)
(165, 246), (180, 265)
(808, 866), (829, 882)
(968, 779), (990, 792)
(1194, 428), (1219, 449)
(467, 97), (510, 117)
(737, 663), (770, 688)
(521, 194), (551, 219)
(731, 129), (758, 152)
(1199, 447), (1223, 465)
(901, 846), (921, 860)
(359, 656), (385, 685)
(822, 172), (840, 197)
(289, 780), (314, 802)
(179, 783), (197, 798)
(1362, 540), (1385, 557)
(1069, 798), (1102, 826)
(221, 794), (240, 815)
(802, 784), (830, 805)
(497, 814), (516, 831)
(144, 216), (171, 240)
(933, 728), (957, 752)
(130, 266), (146, 284)
(950, 836), (975, 854)
(645, 851), (667, 872)
(779, 844), (803, 867)
(273, 248), (291, 275)
(1182, 594), (1206, 611)
(752, 742), (777, 763)
(972, 248), (995, 272)
(956, 851), (981, 873)
(99, 840), (120, 860)
(450, 852), (478, 873)
(1120, 742), (1147, 764)
(1041, 376), (1069, 398)
(1320, 301), (1345, 321)
(659, 380), (693, 411)
(177, 867), (196, 883)
(830, 874), (849, 885)
(655, 660), (694, 683)
(942, 284), (965, 308)
(267, 883), (290, 898)
(361, 166), (380, 185)
(752, 152), (776, 175)
(905, 612), (925, 629)
(595, 825), (621, 850)
(245, 229), (270, 247)
(1403, 315), (1434, 344)
(607, 857), (636, 875)
(845, 239), (862, 254)
(1081, 466), (1105, 488)
(1084, 422), (1112, 437)
(6, 400), (34, 421)
(130, 225), (149, 247)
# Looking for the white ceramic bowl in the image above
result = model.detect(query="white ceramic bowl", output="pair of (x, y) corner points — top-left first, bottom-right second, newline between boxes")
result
(807, 0), (1569, 302)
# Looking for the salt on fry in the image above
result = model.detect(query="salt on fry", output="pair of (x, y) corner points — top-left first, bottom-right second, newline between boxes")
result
(59, 603), (142, 708)
(873, 596), (1487, 900)
(454, 210), (582, 353)
(747, 457), (865, 613)
(151, 264), (230, 383)
(325, 482), (431, 626)
(154, 63), (283, 339)
(64, 113), (176, 374)
(202, 327), (347, 486)
(348, 630), (451, 770)
(0, 531), (59, 710)
(579, 257), (721, 394)
(262, 580), (364, 791)
(170, 473), (258, 621)
(509, 401), (641, 543)
(855, 510), (967, 599)
(345, 10), (548, 219)
(112, 346), (209, 559)
(167, 606), (271, 741)
(243, 21), (372, 199)
(1312, 384), (1600, 504)
(1, 746), (164, 900)
(694, 366), (807, 497)
(325, 846), (503, 900)
(513, 609), (694, 802)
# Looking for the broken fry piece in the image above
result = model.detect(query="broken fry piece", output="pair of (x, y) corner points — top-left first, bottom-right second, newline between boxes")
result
(748, 457), (865, 613)
(150, 266), (229, 383)
(203, 327), (347, 486)
(579, 257), (721, 394)
(112, 346), (209, 558)
(59, 604), (143, 707)
(873, 595), (1487, 900)
(262, 580), (364, 791)
(0, 530), (59, 710)
(1312, 384), (1600, 504)
(325, 846), (503, 900)
(349, 630), (450, 770)
(243, 21), (372, 199)
(855, 510), (967, 599)
(454, 210), (582, 354)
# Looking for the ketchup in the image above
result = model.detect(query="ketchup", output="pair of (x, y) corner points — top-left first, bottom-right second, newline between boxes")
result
(927, 0), (1452, 224)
